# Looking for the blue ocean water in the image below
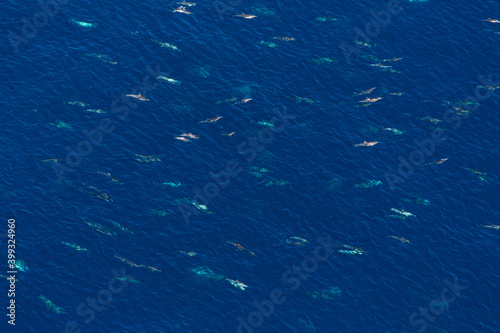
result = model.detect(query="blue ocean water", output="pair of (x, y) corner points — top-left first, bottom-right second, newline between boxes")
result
(1, 0), (499, 332)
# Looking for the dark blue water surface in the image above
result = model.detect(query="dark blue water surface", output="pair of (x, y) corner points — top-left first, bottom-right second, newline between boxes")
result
(2, 0), (499, 332)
